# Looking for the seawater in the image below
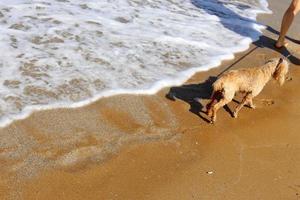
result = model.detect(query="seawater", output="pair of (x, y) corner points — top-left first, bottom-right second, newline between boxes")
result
(0, 0), (270, 127)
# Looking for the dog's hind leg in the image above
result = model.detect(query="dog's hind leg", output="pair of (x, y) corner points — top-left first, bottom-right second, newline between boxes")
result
(210, 90), (234, 123)
(233, 92), (253, 118)
(206, 99), (215, 116)
(206, 90), (222, 116)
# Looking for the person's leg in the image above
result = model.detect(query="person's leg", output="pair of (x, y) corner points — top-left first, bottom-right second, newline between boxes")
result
(275, 0), (300, 48)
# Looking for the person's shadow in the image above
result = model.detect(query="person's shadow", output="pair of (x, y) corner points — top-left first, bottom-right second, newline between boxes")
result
(191, 0), (300, 65)
(253, 34), (300, 65)
(266, 26), (300, 45)
(191, 0), (261, 39)
(261, 26), (300, 65)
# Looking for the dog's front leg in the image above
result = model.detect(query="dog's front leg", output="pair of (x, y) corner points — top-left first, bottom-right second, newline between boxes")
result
(247, 98), (256, 109)
(233, 93), (253, 118)
(210, 98), (231, 123)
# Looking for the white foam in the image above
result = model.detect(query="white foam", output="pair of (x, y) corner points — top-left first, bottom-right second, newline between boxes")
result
(0, 0), (270, 127)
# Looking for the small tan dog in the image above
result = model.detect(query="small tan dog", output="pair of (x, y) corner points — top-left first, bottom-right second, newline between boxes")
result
(206, 57), (289, 123)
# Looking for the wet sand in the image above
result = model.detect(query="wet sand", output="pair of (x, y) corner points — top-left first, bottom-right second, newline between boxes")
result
(1, 0), (300, 199)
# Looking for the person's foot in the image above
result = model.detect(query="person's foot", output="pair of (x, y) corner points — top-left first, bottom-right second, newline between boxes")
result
(275, 37), (288, 48)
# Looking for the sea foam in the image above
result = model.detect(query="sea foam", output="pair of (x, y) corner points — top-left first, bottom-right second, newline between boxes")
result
(0, 0), (270, 127)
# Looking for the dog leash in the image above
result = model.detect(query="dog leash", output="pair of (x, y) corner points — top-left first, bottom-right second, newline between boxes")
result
(285, 52), (297, 60)
(216, 45), (296, 79)
(284, 45), (299, 59)
(217, 46), (259, 78)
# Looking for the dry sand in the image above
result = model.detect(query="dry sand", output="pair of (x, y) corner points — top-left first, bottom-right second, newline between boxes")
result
(1, 0), (300, 199)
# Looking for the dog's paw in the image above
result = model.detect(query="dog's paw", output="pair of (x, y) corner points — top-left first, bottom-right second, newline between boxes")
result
(210, 120), (215, 125)
(233, 112), (238, 118)
(249, 104), (256, 109)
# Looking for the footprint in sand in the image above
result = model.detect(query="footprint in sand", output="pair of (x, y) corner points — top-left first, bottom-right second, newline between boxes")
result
(286, 76), (293, 82)
(260, 99), (275, 106)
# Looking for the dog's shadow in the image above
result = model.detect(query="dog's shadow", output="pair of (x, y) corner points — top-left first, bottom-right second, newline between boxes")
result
(165, 76), (234, 123)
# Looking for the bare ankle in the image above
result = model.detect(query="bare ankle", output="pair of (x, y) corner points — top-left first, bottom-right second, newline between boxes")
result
(276, 37), (287, 47)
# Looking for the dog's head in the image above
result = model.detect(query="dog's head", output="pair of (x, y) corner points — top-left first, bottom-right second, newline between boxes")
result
(272, 58), (289, 86)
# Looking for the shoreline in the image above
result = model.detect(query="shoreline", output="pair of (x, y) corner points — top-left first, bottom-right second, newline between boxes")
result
(1, 0), (300, 199)
(0, 37), (257, 129)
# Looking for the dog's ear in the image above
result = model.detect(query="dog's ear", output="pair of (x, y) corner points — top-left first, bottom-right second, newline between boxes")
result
(273, 59), (288, 86)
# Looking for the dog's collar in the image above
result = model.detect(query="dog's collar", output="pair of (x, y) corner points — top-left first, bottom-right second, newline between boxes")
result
(272, 58), (284, 77)
(276, 58), (283, 68)
(274, 58), (283, 71)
